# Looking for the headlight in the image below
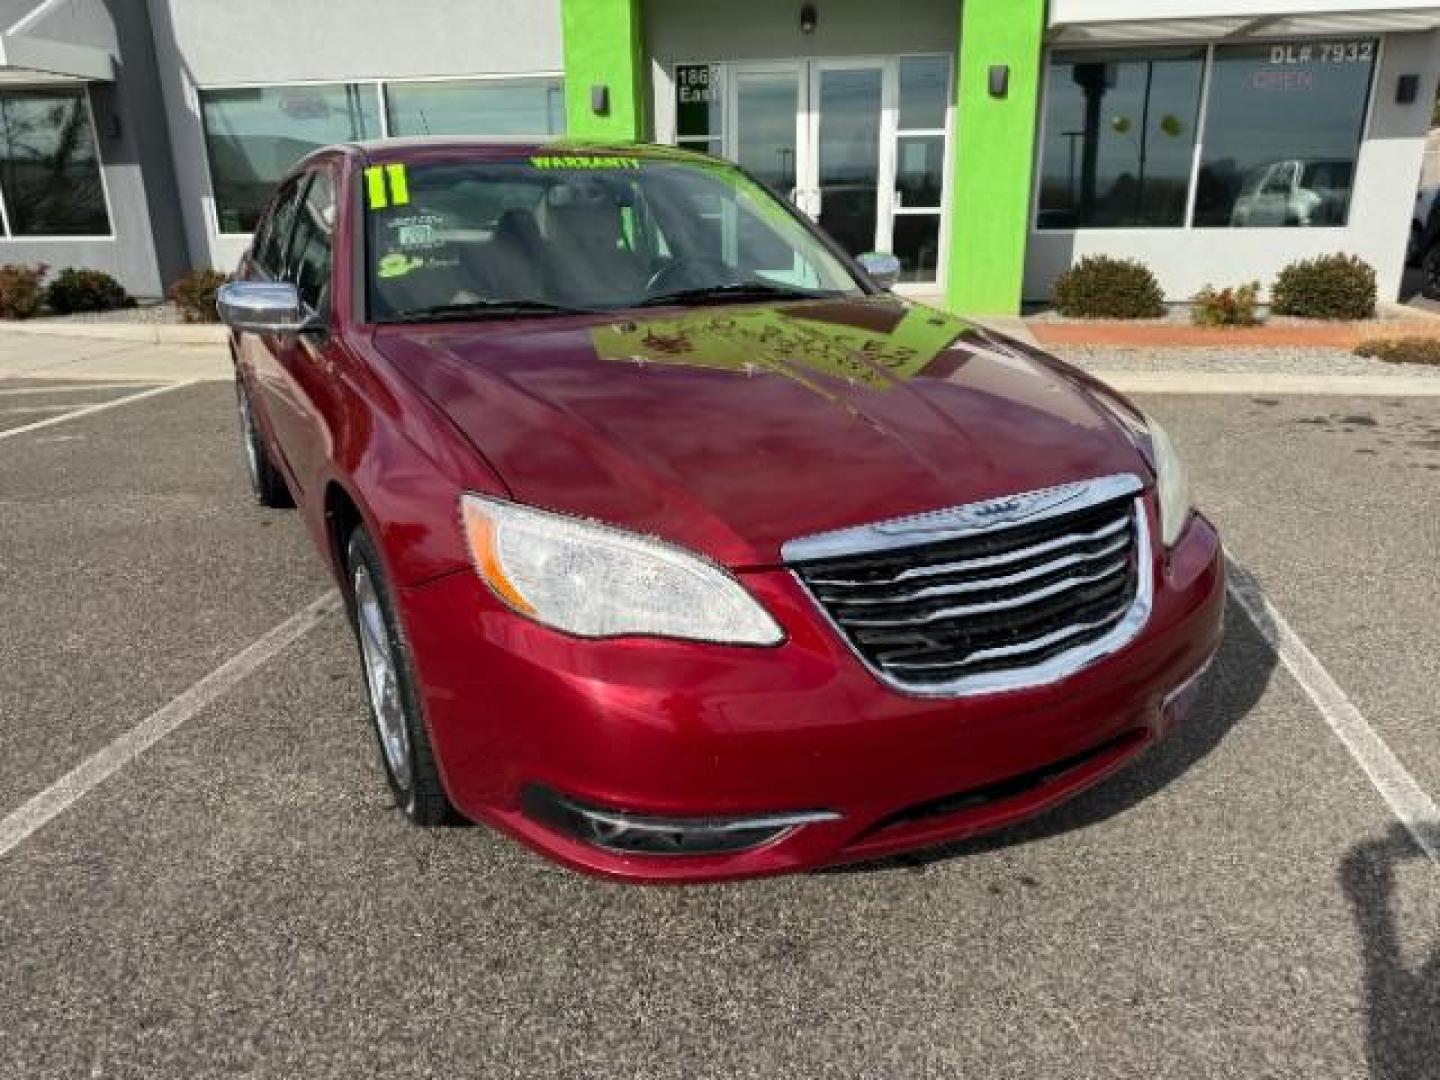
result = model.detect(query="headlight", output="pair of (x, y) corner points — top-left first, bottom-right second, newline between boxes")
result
(1144, 414), (1193, 547)
(459, 494), (784, 645)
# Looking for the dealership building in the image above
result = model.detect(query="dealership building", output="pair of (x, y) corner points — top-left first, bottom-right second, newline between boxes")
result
(0, 0), (1436, 313)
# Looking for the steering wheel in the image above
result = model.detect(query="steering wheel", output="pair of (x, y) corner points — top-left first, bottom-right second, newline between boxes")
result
(644, 256), (740, 297)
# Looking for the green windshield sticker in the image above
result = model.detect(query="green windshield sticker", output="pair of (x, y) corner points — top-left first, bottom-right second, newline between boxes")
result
(377, 252), (426, 279)
(365, 163), (411, 210)
(530, 155), (641, 170)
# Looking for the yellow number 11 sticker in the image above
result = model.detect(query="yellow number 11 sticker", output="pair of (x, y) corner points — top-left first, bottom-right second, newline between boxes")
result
(365, 164), (410, 210)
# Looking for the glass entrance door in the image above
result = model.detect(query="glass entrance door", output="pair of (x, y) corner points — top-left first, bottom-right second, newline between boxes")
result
(675, 56), (952, 290)
(730, 65), (804, 198)
(810, 62), (884, 269)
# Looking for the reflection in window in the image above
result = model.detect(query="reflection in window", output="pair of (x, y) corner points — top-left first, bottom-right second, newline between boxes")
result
(817, 67), (882, 260)
(0, 89), (109, 236)
(896, 134), (944, 208)
(288, 170), (335, 312)
(253, 177), (303, 278)
(735, 72), (798, 194)
(898, 56), (949, 130)
(893, 215), (940, 283)
(1037, 50), (1204, 229)
(894, 58), (948, 285)
(201, 84), (379, 234)
(385, 78), (565, 138)
(1194, 41), (1375, 228)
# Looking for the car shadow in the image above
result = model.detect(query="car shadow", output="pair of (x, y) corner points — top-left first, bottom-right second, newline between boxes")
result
(1341, 822), (1440, 1080)
(828, 595), (1278, 874)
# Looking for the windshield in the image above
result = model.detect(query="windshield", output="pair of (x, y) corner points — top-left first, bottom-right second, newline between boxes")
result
(365, 153), (864, 321)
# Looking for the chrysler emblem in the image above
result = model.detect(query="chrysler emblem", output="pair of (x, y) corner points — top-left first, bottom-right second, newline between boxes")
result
(874, 482), (1086, 537)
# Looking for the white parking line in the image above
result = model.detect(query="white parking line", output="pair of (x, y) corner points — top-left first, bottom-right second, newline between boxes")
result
(0, 548), (1430, 867)
(1227, 554), (1440, 864)
(0, 381), (197, 442)
(0, 382), (157, 396)
(0, 593), (342, 861)
(3, 404), (88, 416)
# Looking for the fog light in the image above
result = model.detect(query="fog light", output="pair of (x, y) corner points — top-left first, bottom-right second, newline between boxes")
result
(1162, 658), (1214, 726)
(522, 785), (840, 856)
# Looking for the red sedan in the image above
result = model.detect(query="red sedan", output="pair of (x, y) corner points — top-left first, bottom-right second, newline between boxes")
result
(217, 140), (1224, 883)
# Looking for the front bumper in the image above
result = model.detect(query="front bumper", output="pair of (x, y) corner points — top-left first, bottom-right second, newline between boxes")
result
(396, 511), (1225, 884)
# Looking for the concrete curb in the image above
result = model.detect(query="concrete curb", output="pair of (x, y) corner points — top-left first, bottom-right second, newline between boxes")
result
(1089, 371), (1440, 396)
(0, 321), (227, 345)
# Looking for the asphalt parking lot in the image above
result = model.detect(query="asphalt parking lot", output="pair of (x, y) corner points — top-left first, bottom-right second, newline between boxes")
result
(1, 372), (1437, 1078)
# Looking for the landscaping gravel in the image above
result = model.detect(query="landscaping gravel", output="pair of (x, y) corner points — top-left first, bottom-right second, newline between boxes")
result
(1054, 345), (1440, 378)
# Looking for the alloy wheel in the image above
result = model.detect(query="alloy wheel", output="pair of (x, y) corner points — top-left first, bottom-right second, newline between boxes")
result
(352, 562), (413, 793)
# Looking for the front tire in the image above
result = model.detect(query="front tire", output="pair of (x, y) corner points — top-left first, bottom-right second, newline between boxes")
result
(345, 526), (455, 826)
(234, 374), (293, 508)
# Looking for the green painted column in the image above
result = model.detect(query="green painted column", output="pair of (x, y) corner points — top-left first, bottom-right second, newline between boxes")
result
(561, 0), (647, 141)
(945, 0), (1046, 315)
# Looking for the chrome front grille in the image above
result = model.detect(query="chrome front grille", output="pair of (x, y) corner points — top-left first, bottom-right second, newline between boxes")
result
(783, 475), (1151, 697)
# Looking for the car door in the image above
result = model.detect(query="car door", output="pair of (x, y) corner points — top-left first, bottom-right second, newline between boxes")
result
(237, 175), (307, 482)
(265, 163), (342, 499)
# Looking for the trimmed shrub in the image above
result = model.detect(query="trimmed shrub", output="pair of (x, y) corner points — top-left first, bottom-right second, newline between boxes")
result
(167, 269), (229, 324)
(1191, 282), (1261, 327)
(43, 267), (131, 314)
(1354, 337), (1440, 366)
(1270, 254), (1376, 321)
(0, 263), (47, 319)
(1052, 256), (1165, 319)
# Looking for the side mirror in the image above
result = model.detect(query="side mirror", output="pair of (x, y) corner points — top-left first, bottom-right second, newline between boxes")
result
(216, 281), (321, 334)
(857, 251), (902, 291)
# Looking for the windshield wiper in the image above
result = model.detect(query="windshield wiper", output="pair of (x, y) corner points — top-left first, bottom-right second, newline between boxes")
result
(634, 282), (843, 308)
(385, 298), (593, 323)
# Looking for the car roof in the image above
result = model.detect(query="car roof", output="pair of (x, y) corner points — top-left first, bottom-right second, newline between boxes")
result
(326, 138), (719, 167)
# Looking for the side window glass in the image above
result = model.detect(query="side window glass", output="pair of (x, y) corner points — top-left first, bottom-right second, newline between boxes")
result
(285, 169), (336, 313)
(255, 178), (305, 279)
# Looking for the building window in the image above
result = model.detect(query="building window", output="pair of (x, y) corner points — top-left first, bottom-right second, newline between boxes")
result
(1037, 50), (1205, 229)
(1037, 40), (1378, 232)
(0, 88), (109, 236)
(675, 63), (724, 157)
(1193, 41), (1376, 228)
(892, 55), (949, 283)
(201, 83), (380, 234)
(385, 78), (565, 138)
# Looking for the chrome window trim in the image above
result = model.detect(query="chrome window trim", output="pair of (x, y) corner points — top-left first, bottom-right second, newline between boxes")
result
(783, 474), (1153, 699)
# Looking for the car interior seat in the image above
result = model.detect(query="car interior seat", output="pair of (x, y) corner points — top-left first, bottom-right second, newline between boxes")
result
(542, 196), (649, 306)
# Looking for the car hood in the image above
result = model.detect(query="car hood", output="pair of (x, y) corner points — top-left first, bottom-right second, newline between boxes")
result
(373, 297), (1150, 567)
